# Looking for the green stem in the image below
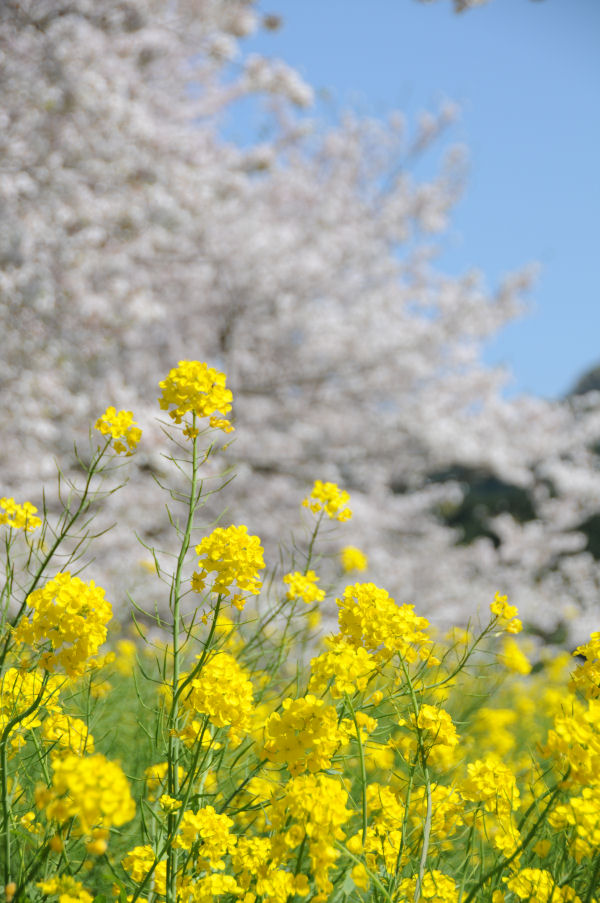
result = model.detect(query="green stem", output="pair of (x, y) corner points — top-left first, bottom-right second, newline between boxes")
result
(174, 595), (222, 709)
(334, 841), (393, 903)
(584, 850), (600, 903)
(305, 512), (324, 575)
(397, 656), (432, 903)
(166, 425), (199, 903)
(394, 761), (416, 885)
(294, 833), (307, 877)
(0, 673), (49, 885)
(345, 694), (368, 845)
(219, 758), (269, 813)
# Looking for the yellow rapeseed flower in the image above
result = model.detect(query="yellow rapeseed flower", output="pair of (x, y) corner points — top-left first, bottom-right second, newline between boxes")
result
(95, 406), (142, 455)
(499, 637), (532, 675)
(192, 525), (264, 609)
(40, 752), (135, 837)
(490, 592), (522, 634)
(263, 695), (348, 775)
(158, 360), (233, 433)
(0, 497), (42, 532)
(37, 875), (93, 903)
(340, 545), (368, 572)
(179, 652), (255, 747)
(302, 480), (352, 521)
(13, 572), (112, 677)
(283, 570), (325, 604)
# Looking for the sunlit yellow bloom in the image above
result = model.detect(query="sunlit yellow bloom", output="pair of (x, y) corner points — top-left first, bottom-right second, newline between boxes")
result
(37, 875), (93, 903)
(499, 637), (532, 675)
(396, 870), (459, 903)
(174, 806), (236, 869)
(302, 480), (352, 521)
(0, 497), (42, 532)
(505, 868), (580, 902)
(283, 570), (325, 604)
(179, 652), (254, 747)
(309, 635), (376, 698)
(192, 525), (264, 609)
(13, 572), (112, 677)
(158, 360), (233, 433)
(337, 582), (434, 664)
(263, 695), (348, 775)
(570, 632), (600, 699)
(122, 846), (166, 897)
(460, 754), (520, 817)
(341, 545), (368, 572)
(42, 713), (94, 756)
(490, 591), (522, 634)
(39, 752), (135, 837)
(95, 406), (142, 455)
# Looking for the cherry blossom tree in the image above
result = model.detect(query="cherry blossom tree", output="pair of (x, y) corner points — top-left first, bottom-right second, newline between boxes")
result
(1, 0), (598, 640)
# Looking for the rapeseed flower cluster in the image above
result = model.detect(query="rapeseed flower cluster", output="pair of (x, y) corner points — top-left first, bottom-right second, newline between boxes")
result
(36, 752), (135, 836)
(41, 713), (94, 756)
(283, 570), (325, 604)
(13, 572), (112, 676)
(490, 591), (523, 633)
(0, 497), (42, 532)
(178, 651), (254, 746)
(459, 754), (521, 816)
(396, 870), (459, 903)
(158, 360), (234, 433)
(340, 545), (368, 572)
(37, 875), (93, 903)
(302, 480), (352, 521)
(309, 636), (376, 698)
(192, 525), (264, 609)
(95, 406), (142, 455)
(269, 774), (351, 902)
(122, 845), (167, 896)
(337, 581), (434, 663)
(398, 703), (460, 768)
(230, 837), (309, 902)
(504, 867), (585, 902)
(0, 668), (62, 750)
(174, 806), (236, 867)
(569, 631), (600, 699)
(263, 695), (348, 775)
(499, 636), (532, 674)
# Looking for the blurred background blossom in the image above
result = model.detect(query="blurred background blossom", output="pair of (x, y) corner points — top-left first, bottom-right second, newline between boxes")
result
(1, 0), (599, 643)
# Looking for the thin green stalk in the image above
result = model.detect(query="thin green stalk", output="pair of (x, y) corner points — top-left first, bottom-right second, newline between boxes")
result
(304, 511), (324, 575)
(1, 673), (49, 885)
(1, 739), (9, 886)
(294, 834), (308, 877)
(174, 595), (222, 708)
(219, 758), (268, 813)
(393, 761), (416, 884)
(397, 655), (432, 903)
(334, 841), (394, 903)
(345, 694), (368, 845)
(457, 805), (481, 901)
(166, 424), (199, 903)
(0, 537), (15, 634)
(584, 851), (600, 903)
(417, 775), (433, 897)
(241, 593), (295, 660)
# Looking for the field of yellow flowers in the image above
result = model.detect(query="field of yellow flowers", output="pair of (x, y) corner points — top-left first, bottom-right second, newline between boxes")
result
(1, 361), (600, 903)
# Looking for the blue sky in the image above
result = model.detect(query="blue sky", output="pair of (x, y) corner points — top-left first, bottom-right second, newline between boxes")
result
(229, 0), (600, 399)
